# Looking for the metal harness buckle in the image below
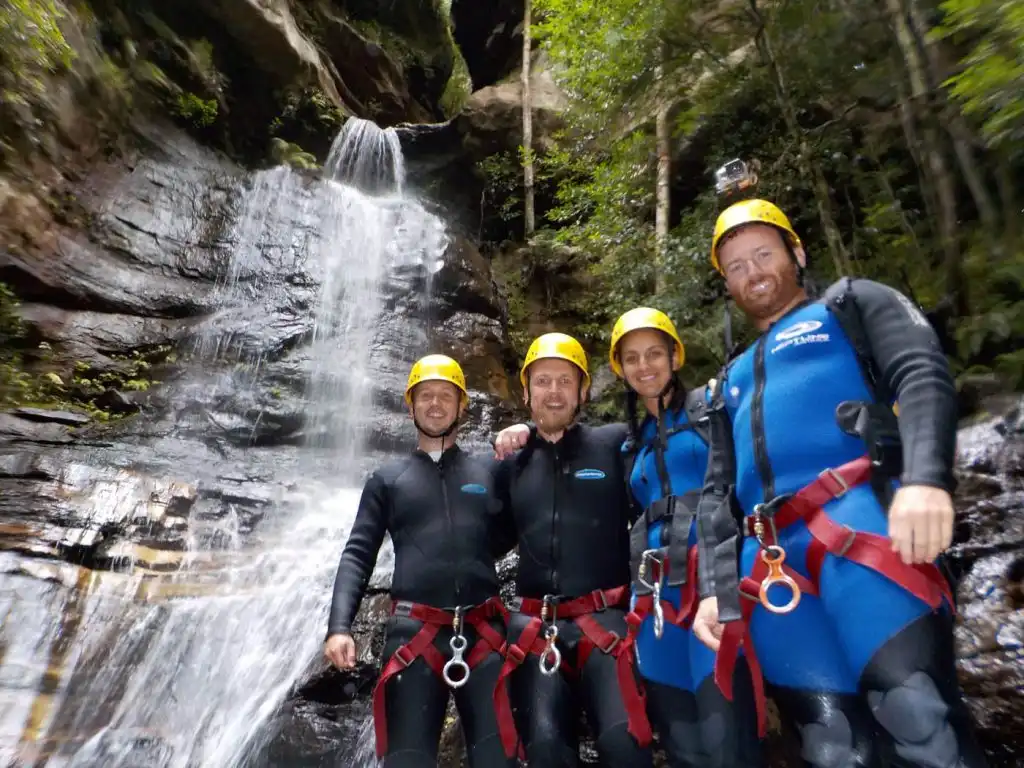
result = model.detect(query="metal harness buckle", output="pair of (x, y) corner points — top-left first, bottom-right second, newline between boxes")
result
(538, 595), (561, 676)
(442, 606), (471, 689)
(638, 549), (666, 639)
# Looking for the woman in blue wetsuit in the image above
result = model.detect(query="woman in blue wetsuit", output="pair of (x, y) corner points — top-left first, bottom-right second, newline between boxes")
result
(609, 308), (762, 768)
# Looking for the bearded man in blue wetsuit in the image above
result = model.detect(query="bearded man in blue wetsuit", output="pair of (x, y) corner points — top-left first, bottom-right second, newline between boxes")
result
(691, 199), (989, 767)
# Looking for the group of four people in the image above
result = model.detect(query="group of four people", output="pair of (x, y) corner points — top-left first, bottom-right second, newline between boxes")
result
(324, 199), (989, 767)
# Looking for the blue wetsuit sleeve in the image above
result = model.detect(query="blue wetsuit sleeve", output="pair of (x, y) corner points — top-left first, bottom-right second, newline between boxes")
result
(326, 472), (389, 637)
(489, 458), (519, 558)
(850, 279), (958, 492)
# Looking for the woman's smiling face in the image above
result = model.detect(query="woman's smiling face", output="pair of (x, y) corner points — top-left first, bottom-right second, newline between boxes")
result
(619, 328), (675, 399)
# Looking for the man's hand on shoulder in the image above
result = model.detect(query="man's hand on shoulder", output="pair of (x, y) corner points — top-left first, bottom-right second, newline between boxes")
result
(494, 423), (531, 459)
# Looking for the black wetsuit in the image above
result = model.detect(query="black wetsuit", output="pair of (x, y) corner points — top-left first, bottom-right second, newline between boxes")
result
(698, 278), (988, 768)
(328, 445), (517, 768)
(499, 422), (654, 768)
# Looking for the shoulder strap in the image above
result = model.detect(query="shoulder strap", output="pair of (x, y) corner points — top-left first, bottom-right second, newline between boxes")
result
(683, 386), (711, 444)
(622, 435), (639, 498)
(822, 277), (892, 405)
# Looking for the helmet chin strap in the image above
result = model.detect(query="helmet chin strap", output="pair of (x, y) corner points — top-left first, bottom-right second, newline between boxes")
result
(623, 373), (677, 498)
(414, 412), (460, 453)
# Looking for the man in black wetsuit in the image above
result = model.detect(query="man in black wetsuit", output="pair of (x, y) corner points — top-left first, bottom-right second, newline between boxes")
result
(491, 332), (654, 768)
(692, 199), (988, 767)
(324, 354), (518, 768)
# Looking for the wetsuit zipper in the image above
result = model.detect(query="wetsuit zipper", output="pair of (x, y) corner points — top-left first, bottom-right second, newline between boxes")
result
(438, 458), (461, 604)
(752, 337), (776, 502)
(550, 445), (561, 594)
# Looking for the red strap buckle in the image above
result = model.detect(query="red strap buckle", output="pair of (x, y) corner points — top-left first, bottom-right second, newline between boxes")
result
(599, 632), (621, 654)
(592, 589), (610, 612)
(393, 645), (417, 668)
(818, 467), (850, 498)
(506, 644), (527, 666)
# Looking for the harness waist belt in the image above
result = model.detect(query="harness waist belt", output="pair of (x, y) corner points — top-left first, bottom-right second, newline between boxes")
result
(373, 596), (514, 758)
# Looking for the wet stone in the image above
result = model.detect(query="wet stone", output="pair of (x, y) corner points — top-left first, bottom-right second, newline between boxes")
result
(11, 407), (92, 426)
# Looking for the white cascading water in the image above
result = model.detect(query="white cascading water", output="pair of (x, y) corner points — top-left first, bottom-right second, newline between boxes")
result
(1, 118), (448, 768)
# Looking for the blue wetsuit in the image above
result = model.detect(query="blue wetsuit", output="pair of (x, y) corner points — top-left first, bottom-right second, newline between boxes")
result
(627, 394), (712, 691)
(700, 278), (987, 768)
(624, 389), (762, 767)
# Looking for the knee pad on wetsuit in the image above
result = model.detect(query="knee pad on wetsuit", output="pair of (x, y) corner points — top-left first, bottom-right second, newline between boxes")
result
(693, 674), (764, 766)
(867, 671), (960, 767)
(594, 721), (651, 767)
(772, 688), (880, 768)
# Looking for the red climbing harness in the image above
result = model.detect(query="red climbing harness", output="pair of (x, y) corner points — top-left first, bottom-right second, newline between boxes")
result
(493, 585), (652, 758)
(714, 454), (956, 737)
(372, 596), (514, 758)
(624, 543), (701, 637)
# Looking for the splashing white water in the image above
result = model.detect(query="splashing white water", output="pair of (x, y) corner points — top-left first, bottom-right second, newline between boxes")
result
(1, 118), (445, 768)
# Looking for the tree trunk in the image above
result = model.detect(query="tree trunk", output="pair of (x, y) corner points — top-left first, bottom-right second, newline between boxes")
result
(995, 153), (1018, 247)
(904, 0), (998, 230)
(522, 0), (535, 240)
(889, 61), (936, 224)
(749, 0), (850, 277)
(883, 0), (965, 314)
(655, 59), (670, 295)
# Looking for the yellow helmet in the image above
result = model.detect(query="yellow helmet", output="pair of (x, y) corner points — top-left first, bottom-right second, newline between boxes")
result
(608, 307), (685, 378)
(404, 354), (468, 407)
(710, 199), (802, 273)
(519, 332), (590, 390)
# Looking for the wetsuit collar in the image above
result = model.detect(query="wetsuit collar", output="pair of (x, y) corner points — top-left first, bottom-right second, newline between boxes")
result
(637, 387), (688, 446)
(534, 421), (582, 449)
(413, 443), (461, 467)
(760, 294), (813, 334)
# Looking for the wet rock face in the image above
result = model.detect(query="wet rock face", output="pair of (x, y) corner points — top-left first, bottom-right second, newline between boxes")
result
(454, 51), (568, 162)
(946, 402), (1024, 765)
(0, 122), (516, 766)
(450, 0), (524, 89)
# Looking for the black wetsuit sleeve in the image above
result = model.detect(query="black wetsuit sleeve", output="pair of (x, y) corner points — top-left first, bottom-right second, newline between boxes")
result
(489, 458), (519, 558)
(599, 421), (630, 443)
(593, 422), (642, 524)
(850, 279), (958, 491)
(326, 472), (389, 637)
(695, 387), (743, 622)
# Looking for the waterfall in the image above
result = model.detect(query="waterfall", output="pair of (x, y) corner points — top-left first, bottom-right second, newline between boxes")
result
(1, 118), (447, 768)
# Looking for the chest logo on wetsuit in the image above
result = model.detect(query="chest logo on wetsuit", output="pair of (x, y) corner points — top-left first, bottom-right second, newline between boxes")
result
(460, 483), (488, 494)
(771, 319), (829, 354)
(574, 469), (606, 480)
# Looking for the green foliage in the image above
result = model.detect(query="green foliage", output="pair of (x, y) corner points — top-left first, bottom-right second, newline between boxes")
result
(70, 346), (171, 398)
(0, 0), (74, 107)
(271, 87), (346, 139)
(270, 137), (319, 170)
(172, 92), (218, 128)
(534, 0), (658, 109)
(440, 47), (472, 119)
(0, 281), (173, 417)
(0, 283), (36, 407)
(473, 0), (1024, 404)
(478, 151), (525, 225)
(933, 0), (1024, 151)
